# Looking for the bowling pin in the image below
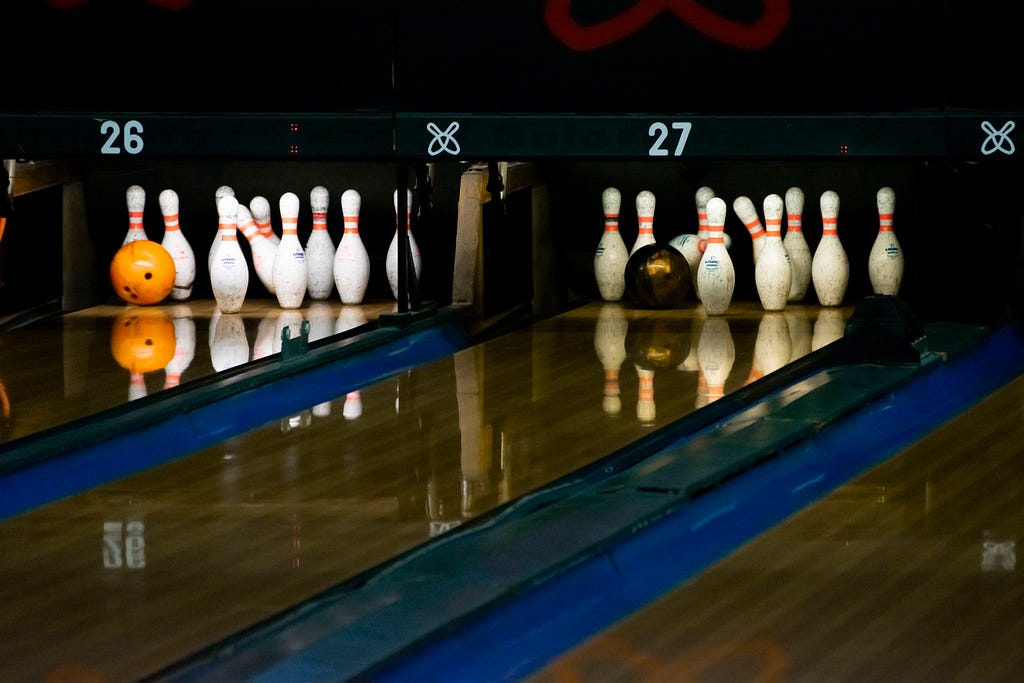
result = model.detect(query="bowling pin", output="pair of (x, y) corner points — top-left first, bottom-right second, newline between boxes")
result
(697, 317), (735, 404)
(273, 191), (308, 309)
(811, 190), (850, 307)
(163, 304), (195, 389)
(158, 189), (196, 301)
(781, 187), (811, 302)
(667, 232), (701, 300)
(306, 185), (336, 300)
(630, 190), (657, 256)
(386, 188), (422, 300)
(123, 185), (148, 245)
(868, 186), (904, 296)
(695, 186), (715, 249)
(594, 187), (629, 302)
(593, 303), (628, 416)
(754, 193), (792, 312)
(696, 197), (736, 316)
(250, 195), (280, 248)
(634, 362), (656, 425)
(237, 202), (277, 294)
(733, 195), (766, 263)
(208, 185), (235, 272)
(333, 188), (371, 305)
(209, 195), (249, 314)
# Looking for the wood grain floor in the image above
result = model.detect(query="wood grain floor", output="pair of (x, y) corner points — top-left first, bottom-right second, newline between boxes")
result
(529, 372), (1024, 683)
(0, 301), (852, 682)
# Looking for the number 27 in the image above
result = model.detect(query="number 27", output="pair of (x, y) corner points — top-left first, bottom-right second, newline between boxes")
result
(648, 121), (691, 156)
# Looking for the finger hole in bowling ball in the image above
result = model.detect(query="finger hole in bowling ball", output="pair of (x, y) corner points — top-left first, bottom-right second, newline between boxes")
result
(624, 244), (691, 309)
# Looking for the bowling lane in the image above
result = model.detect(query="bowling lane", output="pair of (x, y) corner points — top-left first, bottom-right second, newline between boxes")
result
(0, 301), (851, 682)
(0, 298), (397, 446)
(528, 367), (1024, 682)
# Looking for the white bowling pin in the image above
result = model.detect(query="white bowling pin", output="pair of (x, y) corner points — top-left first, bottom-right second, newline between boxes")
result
(630, 190), (657, 256)
(696, 197), (736, 316)
(667, 233), (702, 299)
(158, 189), (196, 301)
(593, 303), (628, 415)
(250, 195), (280, 248)
(869, 186), (904, 296)
(209, 195), (249, 314)
(386, 188), (422, 300)
(783, 187), (812, 302)
(208, 185), (235, 272)
(123, 185), (148, 245)
(237, 202), (277, 294)
(733, 195), (765, 263)
(306, 185), (336, 300)
(695, 186), (715, 249)
(754, 193), (792, 312)
(273, 191), (309, 309)
(594, 187), (629, 302)
(163, 305), (195, 389)
(334, 188), (371, 304)
(697, 317), (735, 404)
(811, 190), (849, 307)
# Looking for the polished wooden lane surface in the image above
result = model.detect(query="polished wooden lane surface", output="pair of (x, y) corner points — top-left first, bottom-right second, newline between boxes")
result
(0, 301), (851, 681)
(0, 298), (398, 445)
(529, 372), (1024, 682)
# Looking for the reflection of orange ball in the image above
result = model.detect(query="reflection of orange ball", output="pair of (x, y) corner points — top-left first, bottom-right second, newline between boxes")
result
(110, 309), (176, 374)
(110, 240), (175, 305)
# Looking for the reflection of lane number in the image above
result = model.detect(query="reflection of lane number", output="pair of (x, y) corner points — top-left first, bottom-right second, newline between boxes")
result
(648, 121), (692, 156)
(100, 119), (144, 155)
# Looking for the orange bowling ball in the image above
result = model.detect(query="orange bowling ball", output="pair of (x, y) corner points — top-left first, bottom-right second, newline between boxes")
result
(110, 309), (176, 374)
(110, 240), (175, 305)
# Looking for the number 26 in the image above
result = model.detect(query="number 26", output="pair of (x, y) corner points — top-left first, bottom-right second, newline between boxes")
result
(100, 120), (145, 155)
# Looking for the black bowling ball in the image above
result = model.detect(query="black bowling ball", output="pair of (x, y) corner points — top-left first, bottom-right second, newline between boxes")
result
(624, 243), (691, 308)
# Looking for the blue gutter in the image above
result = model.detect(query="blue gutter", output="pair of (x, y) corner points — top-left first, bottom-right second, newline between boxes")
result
(0, 316), (473, 520)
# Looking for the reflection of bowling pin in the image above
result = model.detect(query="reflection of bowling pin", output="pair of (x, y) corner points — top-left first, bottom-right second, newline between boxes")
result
(594, 187), (629, 302)
(274, 310), (304, 354)
(749, 312), (791, 383)
(783, 187), (812, 301)
(250, 195), (280, 248)
(733, 195), (765, 263)
(158, 189), (196, 301)
(784, 308), (813, 362)
(811, 190), (849, 307)
(306, 301), (335, 342)
(593, 303), (628, 416)
(812, 307), (847, 350)
(238, 202), (277, 294)
(630, 190), (657, 256)
(128, 372), (147, 401)
(208, 185), (235, 271)
(210, 313), (249, 371)
(123, 185), (148, 245)
(313, 401), (332, 418)
(164, 305), (195, 389)
(386, 188), (422, 300)
(869, 186), (904, 296)
(697, 197), (735, 316)
(697, 317), (735, 403)
(210, 196), (249, 314)
(635, 363), (656, 425)
(273, 192), (308, 309)
(754, 193), (792, 312)
(343, 391), (363, 419)
(334, 188), (371, 305)
(335, 305), (369, 334)
(253, 310), (277, 360)
(306, 185), (336, 300)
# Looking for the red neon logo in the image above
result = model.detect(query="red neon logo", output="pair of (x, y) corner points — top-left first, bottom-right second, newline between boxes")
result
(545, 0), (791, 52)
(47, 0), (192, 9)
